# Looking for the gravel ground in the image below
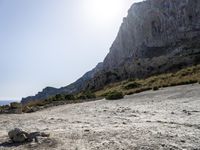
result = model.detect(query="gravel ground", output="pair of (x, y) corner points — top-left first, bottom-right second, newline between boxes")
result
(0, 84), (200, 150)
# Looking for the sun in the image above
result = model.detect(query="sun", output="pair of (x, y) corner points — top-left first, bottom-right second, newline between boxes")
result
(84, 0), (124, 24)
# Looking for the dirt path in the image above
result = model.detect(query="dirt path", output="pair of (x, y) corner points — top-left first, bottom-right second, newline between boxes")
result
(0, 84), (200, 150)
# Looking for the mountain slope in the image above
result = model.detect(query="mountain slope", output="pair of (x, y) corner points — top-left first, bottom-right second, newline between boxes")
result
(85, 0), (200, 90)
(22, 0), (200, 103)
(21, 63), (103, 103)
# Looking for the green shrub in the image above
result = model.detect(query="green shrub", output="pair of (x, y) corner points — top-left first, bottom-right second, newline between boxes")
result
(54, 94), (64, 101)
(78, 91), (96, 100)
(105, 91), (124, 100)
(64, 94), (75, 100)
(152, 87), (159, 91)
(124, 82), (140, 90)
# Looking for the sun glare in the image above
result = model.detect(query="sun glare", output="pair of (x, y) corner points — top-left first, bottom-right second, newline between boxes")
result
(84, 0), (124, 25)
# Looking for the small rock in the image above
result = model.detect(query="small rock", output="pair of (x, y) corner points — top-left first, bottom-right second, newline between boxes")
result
(84, 129), (90, 132)
(122, 122), (127, 125)
(180, 140), (186, 143)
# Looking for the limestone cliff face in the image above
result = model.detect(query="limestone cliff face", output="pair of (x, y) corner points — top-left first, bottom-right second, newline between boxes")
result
(104, 0), (200, 69)
(22, 0), (200, 103)
(85, 0), (200, 90)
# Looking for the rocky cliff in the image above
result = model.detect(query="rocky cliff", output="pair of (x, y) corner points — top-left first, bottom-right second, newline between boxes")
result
(104, 0), (200, 69)
(22, 0), (200, 103)
(85, 0), (200, 90)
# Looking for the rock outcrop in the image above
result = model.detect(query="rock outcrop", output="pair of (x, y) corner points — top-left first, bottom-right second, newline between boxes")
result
(21, 0), (200, 103)
(104, 0), (200, 70)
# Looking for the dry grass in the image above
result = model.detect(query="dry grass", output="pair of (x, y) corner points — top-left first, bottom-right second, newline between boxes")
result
(95, 65), (200, 97)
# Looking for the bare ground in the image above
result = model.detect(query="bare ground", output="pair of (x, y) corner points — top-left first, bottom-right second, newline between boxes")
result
(0, 84), (200, 150)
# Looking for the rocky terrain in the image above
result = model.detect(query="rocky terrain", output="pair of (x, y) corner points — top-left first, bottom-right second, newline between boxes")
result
(22, 0), (200, 103)
(1, 84), (200, 150)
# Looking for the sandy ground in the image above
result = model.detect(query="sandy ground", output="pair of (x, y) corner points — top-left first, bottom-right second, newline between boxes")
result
(0, 84), (200, 150)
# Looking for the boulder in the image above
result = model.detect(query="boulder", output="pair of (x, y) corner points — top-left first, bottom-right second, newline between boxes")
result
(8, 128), (28, 143)
(8, 128), (51, 143)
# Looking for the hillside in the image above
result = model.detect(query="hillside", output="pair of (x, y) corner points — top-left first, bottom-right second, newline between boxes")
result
(22, 0), (200, 103)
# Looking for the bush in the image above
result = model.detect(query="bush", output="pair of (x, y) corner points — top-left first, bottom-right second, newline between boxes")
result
(64, 94), (75, 100)
(54, 94), (64, 101)
(124, 82), (140, 90)
(105, 91), (124, 100)
(152, 87), (159, 91)
(78, 91), (96, 100)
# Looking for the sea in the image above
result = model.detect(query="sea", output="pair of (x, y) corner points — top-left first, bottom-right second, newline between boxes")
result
(0, 100), (19, 106)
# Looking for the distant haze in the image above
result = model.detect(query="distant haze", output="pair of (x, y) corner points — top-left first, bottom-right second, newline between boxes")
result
(0, 100), (19, 106)
(0, 0), (143, 100)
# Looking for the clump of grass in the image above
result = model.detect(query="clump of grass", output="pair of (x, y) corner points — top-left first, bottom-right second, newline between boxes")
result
(105, 91), (124, 100)
(123, 82), (141, 90)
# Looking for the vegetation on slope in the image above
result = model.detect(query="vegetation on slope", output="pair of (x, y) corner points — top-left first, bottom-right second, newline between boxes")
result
(95, 64), (200, 97)
(10, 64), (200, 113)
(0, 65), (200, 113)
(21, 92), (97, 113)
(105, 91), (124, 100)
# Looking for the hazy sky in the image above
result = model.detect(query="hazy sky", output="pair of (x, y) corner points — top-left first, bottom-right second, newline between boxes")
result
(0, 0), (143, 100)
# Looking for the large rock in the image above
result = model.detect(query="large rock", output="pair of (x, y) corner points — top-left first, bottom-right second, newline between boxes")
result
(8, 128), (50, 143)
(8, 128), (29, 143)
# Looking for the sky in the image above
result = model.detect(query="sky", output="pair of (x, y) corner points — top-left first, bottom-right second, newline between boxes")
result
(0, 0), (143, 100)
